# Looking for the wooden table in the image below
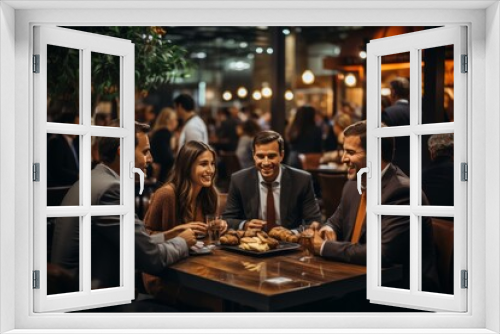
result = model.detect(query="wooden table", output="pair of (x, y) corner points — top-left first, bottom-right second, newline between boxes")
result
(163, 247), (401, 311)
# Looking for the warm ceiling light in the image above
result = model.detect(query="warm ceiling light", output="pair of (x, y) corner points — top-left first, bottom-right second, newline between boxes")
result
(284, 90), (294, 101)
(261, 87), (273, 98)
(302, 70), (315, 85)
(252, 90), (262, 100)
(345, 73), (357, 87)
(222, 91), (232, 101)
(381, 88), (391, 96)
(237, 87), (248, 98)
(359, 51), (367, 59)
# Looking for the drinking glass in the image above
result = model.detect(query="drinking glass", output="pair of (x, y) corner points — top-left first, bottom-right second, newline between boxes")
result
(206, 215), (222, 246)
(299, 224), (315, 261)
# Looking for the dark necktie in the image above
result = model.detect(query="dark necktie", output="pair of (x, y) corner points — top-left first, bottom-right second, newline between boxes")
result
(265, 182), (277, 230)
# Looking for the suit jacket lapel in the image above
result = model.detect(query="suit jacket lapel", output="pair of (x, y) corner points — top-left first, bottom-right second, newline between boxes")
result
(359, 164), (396, 239)
(249, 168), (261, 218)
(279, 166), (291, 225)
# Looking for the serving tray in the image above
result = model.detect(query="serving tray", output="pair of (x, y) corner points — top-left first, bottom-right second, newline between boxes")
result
(220, 242), (301, 257)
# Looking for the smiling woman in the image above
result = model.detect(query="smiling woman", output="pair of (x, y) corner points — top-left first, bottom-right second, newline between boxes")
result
(141, 140), (224, 309)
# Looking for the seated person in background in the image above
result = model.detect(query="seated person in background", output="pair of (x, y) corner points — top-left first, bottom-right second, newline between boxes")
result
(214, 107), (239, 152)
(47, 110), (80, 187)
(235, 119), (261, 169)
(51, 122), (196, 290)
(285, 105), (323, 168)
(150, 107), (178, 185)
(313, 121), (440, 292)
(143, 141), (228, 307)
(422, 133), (454, 209)
(223, 130), (321, 231)
(321, 112), (352, 164)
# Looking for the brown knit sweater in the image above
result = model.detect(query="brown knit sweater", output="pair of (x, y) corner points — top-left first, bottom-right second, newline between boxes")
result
(144, 184), (204, 233)
(142, 184), (206, 305)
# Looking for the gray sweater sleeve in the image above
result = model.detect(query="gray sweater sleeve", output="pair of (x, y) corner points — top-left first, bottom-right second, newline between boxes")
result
(134, 219), (189, 275)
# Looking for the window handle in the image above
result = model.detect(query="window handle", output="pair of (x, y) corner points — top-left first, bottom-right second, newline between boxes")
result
(130, 162), (144, 195)
(356, 162), (371, 195)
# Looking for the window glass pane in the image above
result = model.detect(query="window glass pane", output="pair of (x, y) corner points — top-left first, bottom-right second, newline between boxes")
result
(48, 216), (81, 295)
(91, 215), (121, 290)
(380, 52), (410, 127)
(47, 133), (81, 205)
(47, 45), (81, 124)
(421, 45), (454, 124)
(422, 216), (454, 294)
(421, 133), (454, 206)
(380, 135), (410, 203)
(91, 52), (121, 126)
(380, 215), (409, 291)
(91, 136), (121, 180)
(91, 136), (121, 204)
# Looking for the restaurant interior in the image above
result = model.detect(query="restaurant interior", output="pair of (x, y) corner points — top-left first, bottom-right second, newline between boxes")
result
(45, 25), (455, 313)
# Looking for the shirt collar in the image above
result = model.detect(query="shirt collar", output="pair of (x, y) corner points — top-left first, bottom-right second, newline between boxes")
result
(258, 165), (282, 187)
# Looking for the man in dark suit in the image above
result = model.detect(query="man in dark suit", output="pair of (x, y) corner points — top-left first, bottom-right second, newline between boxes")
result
(51, 122), (197, 289)
(223, 130), (321, 231)
(314, 121), (440, 292)
(382, 77), (410, 176)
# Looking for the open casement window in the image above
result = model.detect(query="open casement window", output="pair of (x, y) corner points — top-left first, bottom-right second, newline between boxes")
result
(365, 26), (467, 312)
(33, 26), (136, 312)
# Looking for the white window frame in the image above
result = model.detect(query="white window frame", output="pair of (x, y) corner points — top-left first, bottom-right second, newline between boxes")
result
(0, 1), (498, 333)
(33, 26), (136, 312)
(365, 26), (467, 312)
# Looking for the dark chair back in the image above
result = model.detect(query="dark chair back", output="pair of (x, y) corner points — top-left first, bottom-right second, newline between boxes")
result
(317, 173), (347, 218)
(47, 186), (71, 206)
(298, 153), (322, 170)
(218, 193), (228, 215)
(432, 218), (454, 294)
(217, 151), (242, 192)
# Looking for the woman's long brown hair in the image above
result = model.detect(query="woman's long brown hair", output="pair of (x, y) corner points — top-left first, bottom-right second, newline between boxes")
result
(167, 141), (218, 223)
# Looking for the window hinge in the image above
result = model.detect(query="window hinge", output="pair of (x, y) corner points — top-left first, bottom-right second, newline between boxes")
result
(33, 54), (40, 73)
(461, 163), (468, 181)
(461, 54), (468, 73)
(33, 163), (40, 182)
(461, 270), (468, 289)
(33, 270), (40, 289)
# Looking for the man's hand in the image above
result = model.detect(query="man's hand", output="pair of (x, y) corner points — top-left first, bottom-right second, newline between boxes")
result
(220, 220), (228, 234)
(177, 228), (196, 248)
(244, 219), (267, 230)
(313, 231), (325, 255)
(309, 221), (322, 231)
(164, 222), (207, 239)
(319, 225), (337, 241)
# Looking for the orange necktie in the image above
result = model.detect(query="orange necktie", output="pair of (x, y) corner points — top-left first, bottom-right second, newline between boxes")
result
(351, 191), (367, 244)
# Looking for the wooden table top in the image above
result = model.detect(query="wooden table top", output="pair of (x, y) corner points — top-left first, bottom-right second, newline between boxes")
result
(164, 247), (401, 311)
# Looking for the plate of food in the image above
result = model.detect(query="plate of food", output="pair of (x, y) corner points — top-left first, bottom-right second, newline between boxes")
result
(189, 241), (215, 255)
(219, 228), (300, 257)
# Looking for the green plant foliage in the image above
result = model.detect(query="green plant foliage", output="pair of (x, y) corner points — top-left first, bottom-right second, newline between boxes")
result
(47, 26), (194, 106)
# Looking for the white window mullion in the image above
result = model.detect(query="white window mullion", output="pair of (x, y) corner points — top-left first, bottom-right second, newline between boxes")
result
(409, 47), (420, 295)
(121, 46), (135, 298)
